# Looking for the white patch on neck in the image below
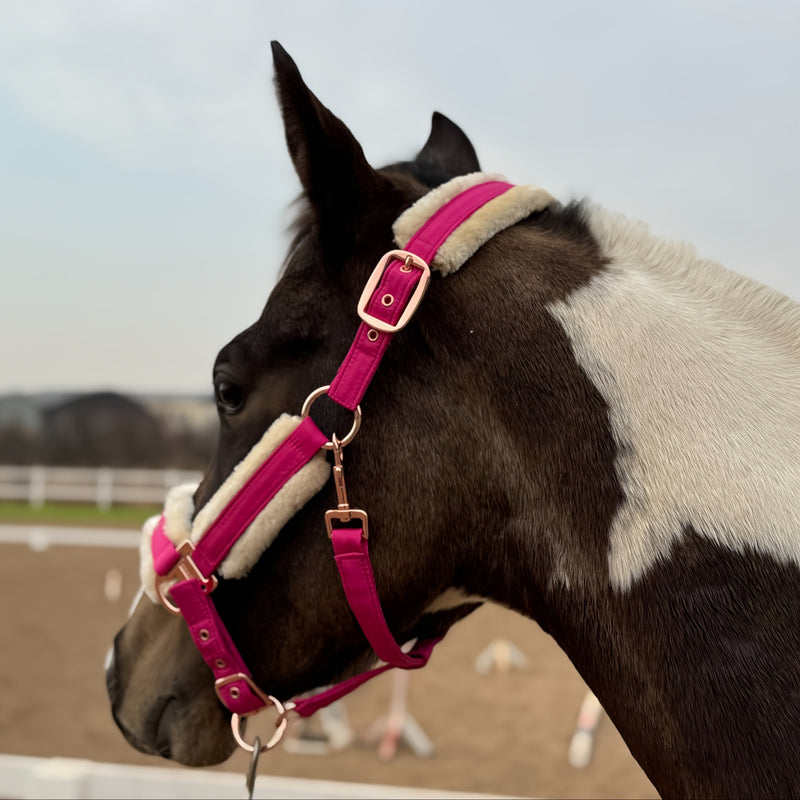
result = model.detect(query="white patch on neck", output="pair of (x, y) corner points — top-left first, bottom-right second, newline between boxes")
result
(547, 204), (800, 591)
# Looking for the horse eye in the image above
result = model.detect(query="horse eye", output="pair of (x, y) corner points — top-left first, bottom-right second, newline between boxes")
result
(214, 379), (244, 414)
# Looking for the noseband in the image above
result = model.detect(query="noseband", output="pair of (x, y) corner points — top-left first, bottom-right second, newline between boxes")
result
(149, 175), (554, 756)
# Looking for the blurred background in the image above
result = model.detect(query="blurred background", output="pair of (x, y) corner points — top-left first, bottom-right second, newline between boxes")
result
(1, 1), (797, 798)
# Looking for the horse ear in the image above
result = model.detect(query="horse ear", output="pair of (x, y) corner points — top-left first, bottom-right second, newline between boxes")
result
(270, 41), (384, 248)
(415, 111), (481, 178)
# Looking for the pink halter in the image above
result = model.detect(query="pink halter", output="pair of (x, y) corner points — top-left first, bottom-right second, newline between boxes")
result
(151, 180), (515, 752)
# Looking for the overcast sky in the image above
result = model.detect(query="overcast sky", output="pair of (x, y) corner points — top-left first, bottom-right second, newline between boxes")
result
(1, 1), (798, 395)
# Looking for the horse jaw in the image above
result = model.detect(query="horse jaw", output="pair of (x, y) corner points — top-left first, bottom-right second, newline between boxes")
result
(106, 594), (236, 766)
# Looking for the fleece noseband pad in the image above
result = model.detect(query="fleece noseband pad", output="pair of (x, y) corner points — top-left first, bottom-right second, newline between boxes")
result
(139, 413), (330, 602)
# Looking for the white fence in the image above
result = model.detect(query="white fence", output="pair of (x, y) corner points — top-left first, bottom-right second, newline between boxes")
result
(0, 465), (202, 509)
(0, 755), (510, 799)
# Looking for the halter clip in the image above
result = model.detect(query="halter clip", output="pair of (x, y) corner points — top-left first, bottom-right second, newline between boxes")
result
(324, 435), (369, 539)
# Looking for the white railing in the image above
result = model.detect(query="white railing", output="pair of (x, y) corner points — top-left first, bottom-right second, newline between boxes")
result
(0, 465), (203, 509)
(0, 754), (510, 799)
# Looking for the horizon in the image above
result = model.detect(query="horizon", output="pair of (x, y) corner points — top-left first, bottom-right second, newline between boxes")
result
(0, 387), (213, 400)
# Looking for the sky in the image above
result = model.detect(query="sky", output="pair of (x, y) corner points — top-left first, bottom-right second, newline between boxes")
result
(1, 0), (798, 395)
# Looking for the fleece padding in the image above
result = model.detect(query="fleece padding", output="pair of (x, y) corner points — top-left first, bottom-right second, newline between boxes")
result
(393, 172), (558, 276)
(140, 414), (330, 602)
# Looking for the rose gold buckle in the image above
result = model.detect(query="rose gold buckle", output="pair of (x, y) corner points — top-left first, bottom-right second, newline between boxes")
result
(357, 249), (431, 334)
(155, 539), (218, 616)
(325, 508), (369, 539)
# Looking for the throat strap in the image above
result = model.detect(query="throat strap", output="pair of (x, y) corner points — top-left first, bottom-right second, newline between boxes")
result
(331, 528), (426, 668)
(290, 636), (441, 719)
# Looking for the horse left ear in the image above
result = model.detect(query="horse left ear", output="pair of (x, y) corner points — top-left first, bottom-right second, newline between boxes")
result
(271, 41), (388, 252)
(415, 111), (481, 178)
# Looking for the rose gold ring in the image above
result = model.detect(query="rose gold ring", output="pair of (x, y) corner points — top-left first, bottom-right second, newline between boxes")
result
(301, 385), (361, 449)
(229, 695), (290, 754)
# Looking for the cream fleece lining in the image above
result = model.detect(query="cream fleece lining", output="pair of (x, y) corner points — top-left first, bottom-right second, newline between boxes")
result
(393, 172), (558, 275)
(140, 414), (330, 602)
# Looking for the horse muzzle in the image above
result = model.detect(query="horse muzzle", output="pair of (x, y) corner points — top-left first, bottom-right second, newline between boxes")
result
(106, 597), (236, 766)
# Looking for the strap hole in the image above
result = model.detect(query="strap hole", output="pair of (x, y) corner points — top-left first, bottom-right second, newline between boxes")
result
(199, 628), (210, 642)
(229, 687), (241, 700)
(367, 329), (379, 342)
(214, 658), (226, 669)
(380, 293), (394, 307)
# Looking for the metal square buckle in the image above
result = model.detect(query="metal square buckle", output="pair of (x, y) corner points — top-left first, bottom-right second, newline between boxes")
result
(155, 539), (218, 615)
(325, 508), (369, 539)
(357, 250), (431, 334)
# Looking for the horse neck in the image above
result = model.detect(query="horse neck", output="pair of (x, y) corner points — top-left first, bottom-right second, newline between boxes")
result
(439, 209), (800, 798)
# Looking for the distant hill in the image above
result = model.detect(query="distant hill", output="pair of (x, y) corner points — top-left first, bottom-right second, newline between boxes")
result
(0, 391), (216, 468)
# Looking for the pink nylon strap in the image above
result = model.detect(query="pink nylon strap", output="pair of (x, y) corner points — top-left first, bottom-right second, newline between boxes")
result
(152, 517), (180, 576)
(170, 579), (265, 715)
(330, 527), (428, 668)
(159, 543), (442, 718)
(327, 256), (420, 411)
(191, 416), (327, 576)
(328, 181), (513, 410)
(151, 416), (327, 580)
(151, 417), (329, 716)
(407, 180), (514, 263)
(291, 636), (442, 718)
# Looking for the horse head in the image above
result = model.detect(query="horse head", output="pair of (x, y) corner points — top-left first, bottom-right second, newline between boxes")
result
(106, 42), (518, 765)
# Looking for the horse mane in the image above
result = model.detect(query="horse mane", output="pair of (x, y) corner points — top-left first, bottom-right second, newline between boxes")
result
(582, 202), (800, 355)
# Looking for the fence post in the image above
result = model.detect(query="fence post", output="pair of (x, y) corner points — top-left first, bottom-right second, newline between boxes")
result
(96, 468), (113, 510)
(29, 466), (46, 508)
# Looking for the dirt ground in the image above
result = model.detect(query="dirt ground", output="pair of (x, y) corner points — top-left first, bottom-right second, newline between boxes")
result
(0, 537), (658, 799)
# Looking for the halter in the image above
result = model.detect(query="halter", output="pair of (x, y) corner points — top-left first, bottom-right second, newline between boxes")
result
(149, 175), (556, 756)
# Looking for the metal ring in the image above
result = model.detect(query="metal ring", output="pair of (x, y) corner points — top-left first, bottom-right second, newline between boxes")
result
(231, 696), (289, 754)
(301, 385), (362, 449)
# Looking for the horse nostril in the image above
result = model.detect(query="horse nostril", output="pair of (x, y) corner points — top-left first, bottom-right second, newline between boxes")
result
(105, 646), (120, 705)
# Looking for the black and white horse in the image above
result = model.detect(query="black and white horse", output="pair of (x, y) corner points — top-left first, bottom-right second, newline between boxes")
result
(107, 42), (800, 799)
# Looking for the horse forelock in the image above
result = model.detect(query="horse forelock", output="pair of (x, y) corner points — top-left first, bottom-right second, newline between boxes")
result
(548, 203), (800, 591)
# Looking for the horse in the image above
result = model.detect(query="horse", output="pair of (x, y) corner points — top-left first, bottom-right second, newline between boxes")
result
(106, 41), (800, 799)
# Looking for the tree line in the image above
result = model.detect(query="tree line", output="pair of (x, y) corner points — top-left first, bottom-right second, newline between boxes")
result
(0, 392), (216, 470)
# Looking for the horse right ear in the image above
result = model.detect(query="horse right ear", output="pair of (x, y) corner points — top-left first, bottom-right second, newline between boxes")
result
(415, 111), (481, 179)
(270, 42), (387, 253)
